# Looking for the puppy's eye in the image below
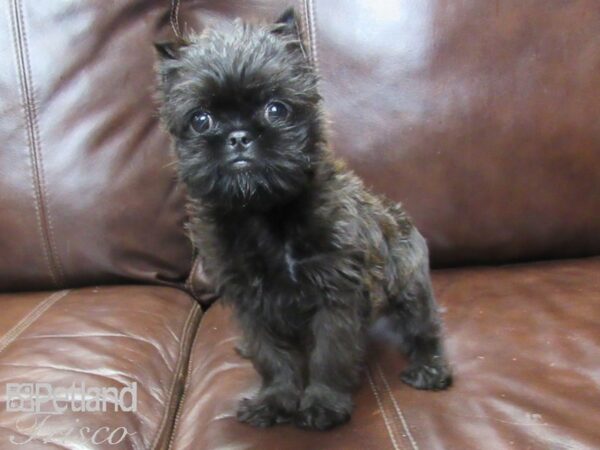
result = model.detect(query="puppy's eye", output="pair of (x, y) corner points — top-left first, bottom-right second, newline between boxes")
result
(190, 110), (213, 133)
(264, 101), (290, 123)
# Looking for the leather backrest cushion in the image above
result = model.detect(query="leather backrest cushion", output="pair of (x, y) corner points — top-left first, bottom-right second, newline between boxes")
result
(313, 0), (600, 266)
(0, 1), (192, 291)
(2, 0), (599, 293)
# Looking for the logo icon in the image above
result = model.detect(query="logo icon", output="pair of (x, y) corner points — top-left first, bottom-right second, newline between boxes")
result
(6, 383), (35, 413)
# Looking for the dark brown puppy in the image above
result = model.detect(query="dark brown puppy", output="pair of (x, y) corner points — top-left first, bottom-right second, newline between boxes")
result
(155, 8), (452, 431)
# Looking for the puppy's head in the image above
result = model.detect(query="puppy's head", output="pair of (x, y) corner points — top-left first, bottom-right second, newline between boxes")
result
(155, 8), (322, 210)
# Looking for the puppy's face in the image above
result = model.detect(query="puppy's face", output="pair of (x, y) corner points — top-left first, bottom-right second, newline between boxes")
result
(156, 9), (322, 210)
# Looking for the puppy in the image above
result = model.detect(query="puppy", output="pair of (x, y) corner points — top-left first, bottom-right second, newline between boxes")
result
(155, 8), (452, 430)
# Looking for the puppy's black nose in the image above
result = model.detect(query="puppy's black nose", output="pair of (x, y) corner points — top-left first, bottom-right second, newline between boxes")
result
(227, 131), (254, 149)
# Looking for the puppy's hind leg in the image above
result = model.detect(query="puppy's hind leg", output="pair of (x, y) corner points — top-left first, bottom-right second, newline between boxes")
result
(385, 230), (452, 391)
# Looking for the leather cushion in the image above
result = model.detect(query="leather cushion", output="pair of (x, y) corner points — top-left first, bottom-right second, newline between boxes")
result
(0, 285), (201, 449)
(170, 257), (600, 449)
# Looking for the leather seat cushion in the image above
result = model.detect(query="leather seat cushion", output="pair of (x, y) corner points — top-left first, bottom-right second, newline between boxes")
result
(0, 286), (201, 449)
(170, 257), (600, 449)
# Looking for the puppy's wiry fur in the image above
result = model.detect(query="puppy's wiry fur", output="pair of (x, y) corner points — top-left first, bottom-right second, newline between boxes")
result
(155, 8), (452, 430)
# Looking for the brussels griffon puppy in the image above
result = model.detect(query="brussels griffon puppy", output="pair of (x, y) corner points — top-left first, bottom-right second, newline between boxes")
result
(155, 8), (452, 430)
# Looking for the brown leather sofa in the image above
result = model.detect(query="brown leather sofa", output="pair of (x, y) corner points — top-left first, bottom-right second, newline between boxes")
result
(1, 1), (599, 449)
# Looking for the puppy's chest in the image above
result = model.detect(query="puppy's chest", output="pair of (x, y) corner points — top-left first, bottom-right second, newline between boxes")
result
(220, 218), (324, 296)
(229, 232), (307, 288)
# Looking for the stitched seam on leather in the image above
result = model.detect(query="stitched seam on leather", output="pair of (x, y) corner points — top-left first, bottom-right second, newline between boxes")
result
(307, 0), (319, 69)
(10, 0), (64, 287)
(366, 366), (401, 450)
(9, 0), (55, 286)
(376, 363), (419, 450)
(150, 303), (197, 449)
(299, 0), (311, 62)
(17, 0), (65, 285)
(170, 0), (181, 38)
(302, 0), (319, 70)
(166, 311), (202, 450)
(150, 302), (201, 450)
(0, 290), (70, 355)
(372, 364), (415, 450)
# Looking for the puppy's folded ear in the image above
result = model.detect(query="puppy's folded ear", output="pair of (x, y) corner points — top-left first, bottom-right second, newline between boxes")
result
(154, 39), (187, 60)
(154, 39), (189, 92)
(272, 7), (310, 61)
(272, 7), (299, 37)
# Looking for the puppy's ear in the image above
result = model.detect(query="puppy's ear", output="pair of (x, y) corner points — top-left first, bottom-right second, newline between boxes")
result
(272, 7), (299, 37)
(153, 40), (186, 60)
(154, 40), (188, 92)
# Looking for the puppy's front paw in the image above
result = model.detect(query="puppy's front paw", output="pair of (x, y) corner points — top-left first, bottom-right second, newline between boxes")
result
(295, 386), (353, 430)
(237, 388), (299, 427)
(400, 362), (452, 391)
(236, 397), (286, 427)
